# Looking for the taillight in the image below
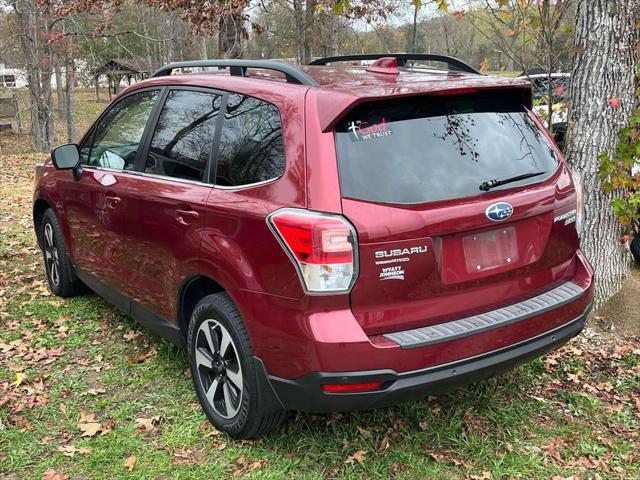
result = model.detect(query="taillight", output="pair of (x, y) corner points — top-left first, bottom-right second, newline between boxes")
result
(571, 170), (584, 237)
(267, 209), (358, 294)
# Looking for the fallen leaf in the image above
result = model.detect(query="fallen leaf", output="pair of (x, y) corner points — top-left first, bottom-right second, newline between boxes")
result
(429, 452), (445, 462)
(135, 415), (161, 432)
(128, 348), (157, 364)
(57, 445), (91, 457)
(470, 471), (492, 480)
(608, 97), (621, 108)
(100, 419), (115, 435)
(12, 372), (25, 387)
(83, 388), (106, 396)
(124, 330), (142, 341)
(345, 449), (367, 464)
(78, 421), (102, 437)
(79, 411), (96, 422)
(42, 470), (68, 480)
(124, 455), (136, 471)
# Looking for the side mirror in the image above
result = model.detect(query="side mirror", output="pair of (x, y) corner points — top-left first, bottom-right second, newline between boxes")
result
(51, 143), (82, 180)
(51, 144), (80, 170)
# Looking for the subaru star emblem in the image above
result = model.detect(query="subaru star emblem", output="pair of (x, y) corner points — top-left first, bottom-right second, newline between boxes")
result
(486, 202), (513, 222)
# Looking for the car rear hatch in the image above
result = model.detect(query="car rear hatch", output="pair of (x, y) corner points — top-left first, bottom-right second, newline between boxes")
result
(334, 89), (580, 336)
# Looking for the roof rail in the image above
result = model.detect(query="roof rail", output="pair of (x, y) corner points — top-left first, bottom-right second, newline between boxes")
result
(151, 60), (320, 87)
(309, 53), (480, 75)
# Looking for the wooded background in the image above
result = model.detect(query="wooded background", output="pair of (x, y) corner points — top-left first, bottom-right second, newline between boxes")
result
(0, 0), (638, 310)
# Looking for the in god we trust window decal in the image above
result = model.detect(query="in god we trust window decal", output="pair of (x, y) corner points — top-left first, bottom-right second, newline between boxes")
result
(347, 117), (392, 142)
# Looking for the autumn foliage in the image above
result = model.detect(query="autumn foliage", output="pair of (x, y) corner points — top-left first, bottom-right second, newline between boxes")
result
(598, 80), (640, 238)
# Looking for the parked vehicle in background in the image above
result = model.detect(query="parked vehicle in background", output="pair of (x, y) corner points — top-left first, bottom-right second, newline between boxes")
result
(519, 72), (571, 151)
(33, 54), (593, 438)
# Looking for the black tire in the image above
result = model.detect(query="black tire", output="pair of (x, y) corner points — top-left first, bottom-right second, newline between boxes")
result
(40, 209), (82, 298)
(187, 293), (286, 438)
(631, 235), (640, 266)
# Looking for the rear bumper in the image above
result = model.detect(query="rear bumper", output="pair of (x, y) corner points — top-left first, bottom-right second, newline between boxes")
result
(237, 250), (594, 380)
(269, 303), (591, 412)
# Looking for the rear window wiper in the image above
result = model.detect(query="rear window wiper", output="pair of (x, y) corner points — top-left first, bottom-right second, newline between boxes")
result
(479, 171), (547, 192)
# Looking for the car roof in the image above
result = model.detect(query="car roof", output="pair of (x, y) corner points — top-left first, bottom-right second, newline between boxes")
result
(122, 64), (533, 132)
(131, 64), (531, 98)
(304, 65), (532, 96)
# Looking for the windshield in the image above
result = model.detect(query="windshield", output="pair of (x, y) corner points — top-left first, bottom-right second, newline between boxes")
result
(334, 91), (559, 205)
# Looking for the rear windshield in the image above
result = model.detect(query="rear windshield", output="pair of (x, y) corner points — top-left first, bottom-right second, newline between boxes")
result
(334, 91), (558, 204)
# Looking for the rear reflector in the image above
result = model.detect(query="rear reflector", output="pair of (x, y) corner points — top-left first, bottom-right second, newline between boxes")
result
(322, 382), (384, 393)
(267, 209), (358, 294)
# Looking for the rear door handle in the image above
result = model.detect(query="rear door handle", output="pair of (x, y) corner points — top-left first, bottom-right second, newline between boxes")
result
(175, 208), (199, 225)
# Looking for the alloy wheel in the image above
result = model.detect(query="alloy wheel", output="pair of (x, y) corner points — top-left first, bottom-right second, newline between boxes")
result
(195, 319), (243, 419)
(44, 223), (60, 287)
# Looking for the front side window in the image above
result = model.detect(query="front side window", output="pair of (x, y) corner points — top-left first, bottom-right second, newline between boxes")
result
(215, 94), (285, 187)
(146, 90), (222, 182)
(83, 90), (159, 170)
(334, 91), (559, 204)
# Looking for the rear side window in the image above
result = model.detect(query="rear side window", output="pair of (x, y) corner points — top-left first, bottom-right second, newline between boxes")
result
(334, 91), (559, 204)
(146, 90), (222, 182)
(215, 94), (285, 187)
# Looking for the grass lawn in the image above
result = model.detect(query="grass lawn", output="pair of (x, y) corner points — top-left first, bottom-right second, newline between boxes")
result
(0, 90), (638, 480)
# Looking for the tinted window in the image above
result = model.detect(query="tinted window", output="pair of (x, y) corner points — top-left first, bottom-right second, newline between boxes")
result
(215, 94), (285, 187)
(334, 92), (559, 204)
(83, 90), (159, 170)
(146, 90), (222, 182)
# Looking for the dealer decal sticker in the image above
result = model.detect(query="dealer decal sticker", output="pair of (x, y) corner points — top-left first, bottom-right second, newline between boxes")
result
(379, 266), (405, 281)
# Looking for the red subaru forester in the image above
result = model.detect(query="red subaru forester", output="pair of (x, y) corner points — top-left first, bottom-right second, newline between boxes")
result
(33, 54), (594, 438)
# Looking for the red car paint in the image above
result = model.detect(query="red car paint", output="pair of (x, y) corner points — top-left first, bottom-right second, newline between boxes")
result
(33, 62), (593, 406)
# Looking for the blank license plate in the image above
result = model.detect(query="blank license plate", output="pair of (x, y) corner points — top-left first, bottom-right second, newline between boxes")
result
(462, 227), (519, 273)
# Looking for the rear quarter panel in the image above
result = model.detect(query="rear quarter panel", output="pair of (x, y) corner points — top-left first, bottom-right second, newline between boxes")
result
(199, 86), (309, 299)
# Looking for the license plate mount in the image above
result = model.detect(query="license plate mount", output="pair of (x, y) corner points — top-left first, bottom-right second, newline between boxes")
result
(462, 226), (519, 274)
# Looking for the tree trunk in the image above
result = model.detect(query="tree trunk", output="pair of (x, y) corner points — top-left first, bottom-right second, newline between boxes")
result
(54, 62), (65, 114)
(292, 0), (305, 64)
(201, 36), (209, 60)
(303, 0), (314, 63)
(218, 14), (242, 59)
(330, 15), (339, 56)
(411, 2), (419, 53)
(14, 0), (54, 152)
(564, 0), (639, 307)
(64, 48), (76, 143)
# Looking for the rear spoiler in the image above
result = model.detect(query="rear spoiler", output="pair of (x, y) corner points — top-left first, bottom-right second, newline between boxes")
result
(315, 83), (533, 133)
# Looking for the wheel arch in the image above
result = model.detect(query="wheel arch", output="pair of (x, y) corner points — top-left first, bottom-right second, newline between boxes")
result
(178, 275), (226, 341)
(33, 198), (52, 250)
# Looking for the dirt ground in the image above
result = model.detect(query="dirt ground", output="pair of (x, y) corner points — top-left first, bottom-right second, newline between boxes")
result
(590, 264), (640, 337)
